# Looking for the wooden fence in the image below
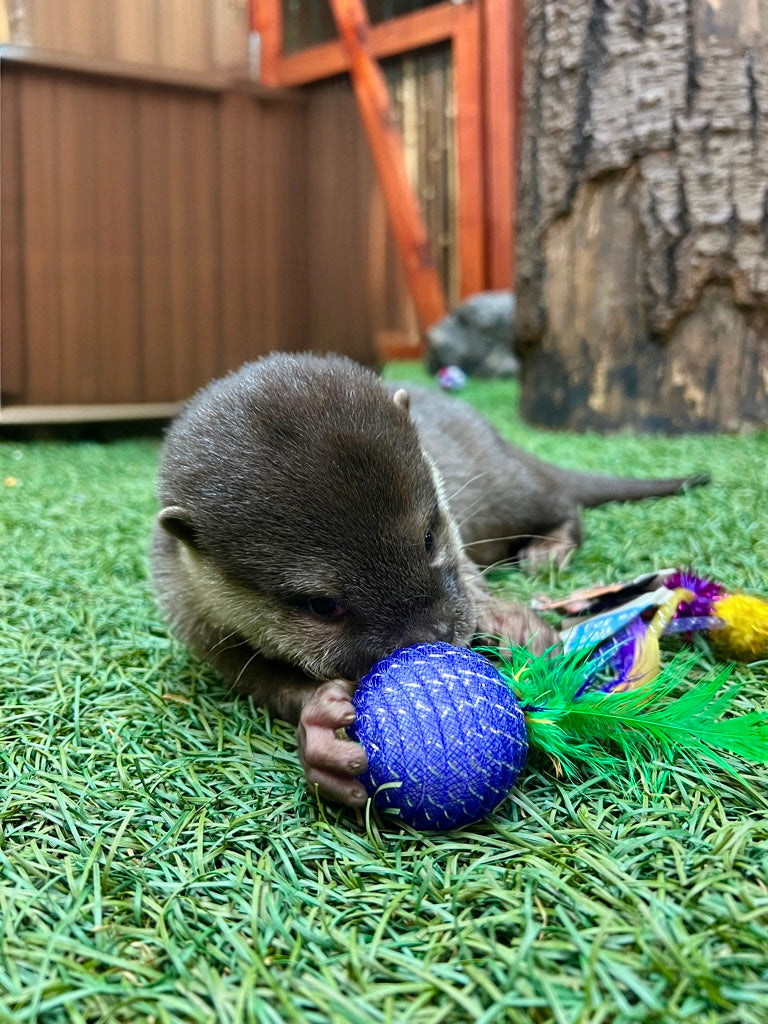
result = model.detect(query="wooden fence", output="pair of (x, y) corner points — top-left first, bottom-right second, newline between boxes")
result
(0, 49), (411, 416)
(0, 2), (519, 418)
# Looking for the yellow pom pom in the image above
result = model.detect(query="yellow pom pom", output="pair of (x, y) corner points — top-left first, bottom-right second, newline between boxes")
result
(709, 593), (768, 662)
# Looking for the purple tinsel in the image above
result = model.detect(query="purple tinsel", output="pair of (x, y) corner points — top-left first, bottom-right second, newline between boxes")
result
(603, 618), (646, 692)
(578, 616), (647, 696)
(664, 569), (726, 618)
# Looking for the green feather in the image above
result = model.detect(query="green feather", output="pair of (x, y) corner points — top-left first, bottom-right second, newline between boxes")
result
(479, 647), (768, 781)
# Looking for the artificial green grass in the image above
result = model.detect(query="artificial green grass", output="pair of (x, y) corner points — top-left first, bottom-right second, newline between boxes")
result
(1, 373), (767, 1024)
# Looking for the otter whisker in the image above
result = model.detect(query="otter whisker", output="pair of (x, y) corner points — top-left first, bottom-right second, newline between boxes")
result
(444, 471), (491, 506)
(463, 531), (554, 551)
(203, 630), (242, 661)
(232, 646), (264, 690)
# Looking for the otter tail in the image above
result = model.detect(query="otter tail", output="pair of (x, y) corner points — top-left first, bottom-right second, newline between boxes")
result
(561, 470), (710, 509)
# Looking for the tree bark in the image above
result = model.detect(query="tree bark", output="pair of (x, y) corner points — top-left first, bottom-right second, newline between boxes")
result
(515, 0), (768, 432)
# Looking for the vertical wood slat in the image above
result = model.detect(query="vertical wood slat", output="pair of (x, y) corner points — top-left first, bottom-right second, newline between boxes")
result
(353, 86), (382, 358)
(137, 89), (173, 402)
(187, 96), (221, 386)
(157, 0), (212, 71)
(0, 72), (25, 398)
(219, 91), (250, 372)
(242, 95), (267, 352)
(112, 0), (158, 65)
(220, 92), (279, 369)
(257, 105), (281, 351)
(275, 102), (310, 352)
(137, 88), (221, 402)
(306, 84), (374, 362)
(211, 0), (250, 70)
(55, 77), (98, 402)
(166, 93), (199, 397)
(19, 71), (61, 403)
(306, 86), (341, 355)
(93, 85), (142, 402)
(25, 0), (93, 55)
(219, 93), (309, 368)
(452, 1), (485, 298)
(367, 129), (393, 341)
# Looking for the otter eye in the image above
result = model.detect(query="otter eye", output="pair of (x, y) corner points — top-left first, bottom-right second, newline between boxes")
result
(424, 530), (436, 556)
(306, 596), (347, 620)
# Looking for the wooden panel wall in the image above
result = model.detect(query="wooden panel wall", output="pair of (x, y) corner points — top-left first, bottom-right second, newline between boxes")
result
(12, 0), (249, 72)
(0, 59), (312, 407)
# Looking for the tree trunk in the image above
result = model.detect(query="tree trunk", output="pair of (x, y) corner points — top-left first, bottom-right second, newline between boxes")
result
(515, 0), (768, 433)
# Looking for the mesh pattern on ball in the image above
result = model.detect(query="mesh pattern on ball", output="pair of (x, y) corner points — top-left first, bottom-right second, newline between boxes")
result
(350, 643), (529, 830)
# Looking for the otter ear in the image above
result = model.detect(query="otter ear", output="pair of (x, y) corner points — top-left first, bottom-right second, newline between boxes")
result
(392, 388), (410, 415)
(158, 506), (198, 549)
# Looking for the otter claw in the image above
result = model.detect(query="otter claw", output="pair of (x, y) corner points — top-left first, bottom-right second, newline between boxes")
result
(298, 679), (368, 807)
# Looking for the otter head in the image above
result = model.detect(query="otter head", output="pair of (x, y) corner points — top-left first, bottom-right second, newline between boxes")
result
(157, 354), (477, 681)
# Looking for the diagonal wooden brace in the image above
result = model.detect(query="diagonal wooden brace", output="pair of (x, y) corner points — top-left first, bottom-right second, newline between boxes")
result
(327, 0), (448, 335)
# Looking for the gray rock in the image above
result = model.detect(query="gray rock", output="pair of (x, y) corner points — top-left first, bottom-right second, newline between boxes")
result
(426, 291), (519, 379)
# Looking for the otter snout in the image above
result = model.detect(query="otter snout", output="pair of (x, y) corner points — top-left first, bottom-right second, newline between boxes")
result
(429, 620), (455, 643)
(389, 582), (475, 656)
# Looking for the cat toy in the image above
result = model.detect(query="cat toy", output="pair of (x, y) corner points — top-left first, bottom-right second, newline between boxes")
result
(665, 569), (768, 663)
(347, 639), (768, 831)
(557, 569), (768, 693)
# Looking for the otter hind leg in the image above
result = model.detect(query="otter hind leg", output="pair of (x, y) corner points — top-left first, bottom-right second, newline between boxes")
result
(518, 517), (583, 571)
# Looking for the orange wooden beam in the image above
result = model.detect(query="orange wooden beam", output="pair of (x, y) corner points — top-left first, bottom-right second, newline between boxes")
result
(509, 0), (524, 287)
(275, 4), (460, 87)
(482, 0), (517, 290)
(251, 0), (510, 305)
(453, 1), (486, 297)
(249, 0), (282, 86)
(327, 0), (447, 334)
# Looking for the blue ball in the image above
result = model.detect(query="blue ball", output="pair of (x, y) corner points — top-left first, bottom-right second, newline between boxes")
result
(349, 642), (529, 830)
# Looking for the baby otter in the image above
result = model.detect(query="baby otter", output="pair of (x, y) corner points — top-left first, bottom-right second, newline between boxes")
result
(152, 352), (707, 805)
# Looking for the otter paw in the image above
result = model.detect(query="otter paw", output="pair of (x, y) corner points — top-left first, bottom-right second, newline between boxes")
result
(297, 680), (369, 807)
(477, 600), (561, 658)
(519, 522), (580, 572)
